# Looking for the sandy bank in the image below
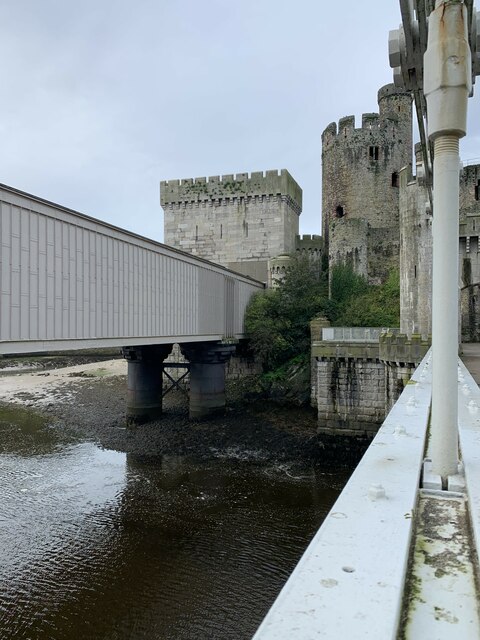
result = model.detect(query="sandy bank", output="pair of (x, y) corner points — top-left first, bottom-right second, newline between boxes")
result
(0, 359), (126, 407)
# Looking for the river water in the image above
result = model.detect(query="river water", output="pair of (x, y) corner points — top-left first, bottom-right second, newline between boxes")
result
(0, 403), (352, 640)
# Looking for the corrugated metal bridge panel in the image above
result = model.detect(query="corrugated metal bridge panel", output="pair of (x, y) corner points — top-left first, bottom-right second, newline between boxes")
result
(0, 185), (264, 353)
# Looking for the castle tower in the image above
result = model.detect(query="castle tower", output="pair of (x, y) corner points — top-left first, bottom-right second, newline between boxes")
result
(160, 169), (302, 282)
(268, 234), (324, 287)
(399, 144), (432, 338)
(322, 84), (412, 284)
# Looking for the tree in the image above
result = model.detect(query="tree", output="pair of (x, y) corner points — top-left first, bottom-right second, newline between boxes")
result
(245, 254), (328, 370)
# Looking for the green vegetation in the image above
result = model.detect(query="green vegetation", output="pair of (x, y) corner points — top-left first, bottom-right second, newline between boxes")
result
(330, 265), (400, 328)
(245, 258), (400, 375)
(245, 254), (328, 370)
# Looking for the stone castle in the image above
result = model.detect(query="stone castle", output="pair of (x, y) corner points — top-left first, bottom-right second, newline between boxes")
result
(160, 83), (480, 341)
(159, 82), (480, 436)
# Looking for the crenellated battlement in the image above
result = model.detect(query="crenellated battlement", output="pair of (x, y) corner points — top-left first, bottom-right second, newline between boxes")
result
(338, 115), (355, 133)
(379, 332), (430, 363)
(322, 110), (398, 141)
(296, 234), (324, 252)
(322, 84), (411, 146)
(362, 113), (379, 129)
(160, 168), (302, 211)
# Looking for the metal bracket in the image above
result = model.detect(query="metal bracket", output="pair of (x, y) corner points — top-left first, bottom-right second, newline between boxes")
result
(161, 363), (190, 398)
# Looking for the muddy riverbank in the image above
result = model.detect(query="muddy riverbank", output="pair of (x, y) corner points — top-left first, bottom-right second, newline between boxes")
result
(0, 359), (369, 464)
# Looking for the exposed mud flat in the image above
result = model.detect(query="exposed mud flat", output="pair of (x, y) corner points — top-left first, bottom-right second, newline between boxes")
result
(0, 359), (367, 464)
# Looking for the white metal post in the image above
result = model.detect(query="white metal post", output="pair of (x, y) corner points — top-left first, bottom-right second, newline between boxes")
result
(430, 136), (460, 479)
(424, 0), (472, 480)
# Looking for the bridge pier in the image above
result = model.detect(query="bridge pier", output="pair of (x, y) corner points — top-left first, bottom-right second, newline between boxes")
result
(122, 344), (173, 425)
(180, 342), (236, 419)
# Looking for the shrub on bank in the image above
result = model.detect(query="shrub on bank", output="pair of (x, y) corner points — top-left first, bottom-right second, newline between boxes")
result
(245, 259), (400, 395)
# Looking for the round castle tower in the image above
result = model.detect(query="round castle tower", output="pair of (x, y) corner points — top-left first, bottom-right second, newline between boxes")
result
(322, 84), (412, 284)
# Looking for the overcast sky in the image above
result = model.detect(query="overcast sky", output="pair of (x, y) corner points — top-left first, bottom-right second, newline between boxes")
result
(1, 1), (479, 242)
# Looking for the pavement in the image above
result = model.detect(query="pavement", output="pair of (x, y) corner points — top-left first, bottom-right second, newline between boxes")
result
(461, 343), (480, 385)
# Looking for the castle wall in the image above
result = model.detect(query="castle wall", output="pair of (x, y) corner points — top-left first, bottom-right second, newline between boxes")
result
(164, 342), (262, 390)
(328, 218), (369, 280)
(398, 157), (480, 342)
(322, 84), (412, 284)
(161, 170), (302, 283)
(459, 167), (480, 341)
(399, 152), (433, 338)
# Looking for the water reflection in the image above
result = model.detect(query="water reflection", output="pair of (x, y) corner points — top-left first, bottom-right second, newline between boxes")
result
(0, 406), (350, 640)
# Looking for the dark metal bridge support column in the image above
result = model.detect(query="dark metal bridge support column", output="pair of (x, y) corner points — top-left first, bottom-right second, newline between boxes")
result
(180, 342), (236, 419)
(122, 344), (173, 425)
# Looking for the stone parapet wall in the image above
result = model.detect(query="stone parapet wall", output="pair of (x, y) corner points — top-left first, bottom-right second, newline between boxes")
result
(379, 333), (430, 364)
(312, 341), (380, 360)
(312, 333), (430, 437)
(295, 234), (324, 254)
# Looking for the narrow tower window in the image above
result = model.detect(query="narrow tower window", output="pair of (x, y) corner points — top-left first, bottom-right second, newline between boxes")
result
(369, 146), (379, 161)
(335, 206), (344, 218)
(475, 180), (480, 201)
(220, 223), (223, 239)
(195, 225), (198, 242)
(391, 172), (399, 187)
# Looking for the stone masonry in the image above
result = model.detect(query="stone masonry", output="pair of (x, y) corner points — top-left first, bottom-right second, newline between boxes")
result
(322, 84), (412, 285)
(268, 233), (324, 287)
(399, 144), (433, 339)
(311, 324), (429, 437)
(400, 150), (480, 341)
(459, 164), (480, 341)
(315, 357), (386, 437)
(161, 169), (302, 283)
